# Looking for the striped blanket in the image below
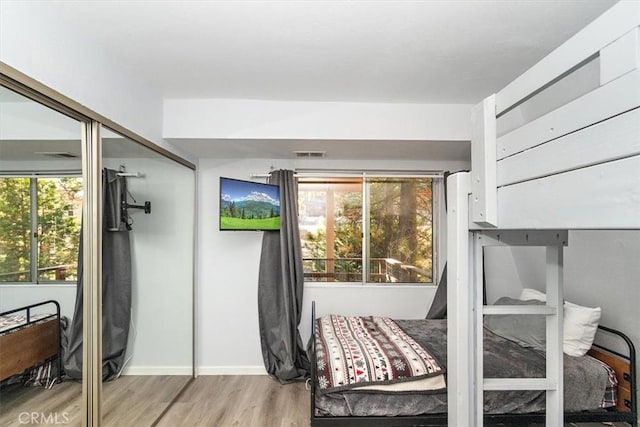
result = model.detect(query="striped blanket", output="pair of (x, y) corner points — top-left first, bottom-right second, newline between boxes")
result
(315, 315), (446, 394)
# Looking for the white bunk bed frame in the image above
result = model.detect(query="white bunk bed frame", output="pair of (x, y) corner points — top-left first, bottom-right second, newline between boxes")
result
(447, 2), (640, 426)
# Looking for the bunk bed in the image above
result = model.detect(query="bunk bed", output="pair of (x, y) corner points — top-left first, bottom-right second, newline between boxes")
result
(0, 300), (62, 384)
(310, 1), (639, 425)
(447, 1), (640, 425)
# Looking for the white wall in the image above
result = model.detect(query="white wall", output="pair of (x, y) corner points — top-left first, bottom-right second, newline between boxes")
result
(486, 230), (640, 396)
(0, 1), (191, 162)
(0, 101), (81, 140)
(0, 160), (82, 173)
(164, 98), (471, 141)
(0, 285), (76, 320)
(197, 157), (469, 374)
(484, 246), (526, 304)
(103, 156), (194, 375)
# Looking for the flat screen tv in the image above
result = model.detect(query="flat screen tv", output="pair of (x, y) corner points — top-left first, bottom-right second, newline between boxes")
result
(219, 177), (281, 231)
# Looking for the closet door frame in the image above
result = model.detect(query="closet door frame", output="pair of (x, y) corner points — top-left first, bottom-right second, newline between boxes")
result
(81, 120), (103, 425)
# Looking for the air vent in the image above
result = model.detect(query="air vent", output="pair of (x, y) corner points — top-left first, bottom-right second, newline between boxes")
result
(35, 152), (79, 159)
(294, 151), (326, 158)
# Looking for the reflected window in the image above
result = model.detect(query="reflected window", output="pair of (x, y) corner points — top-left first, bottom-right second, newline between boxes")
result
(0, 176), (82, 283)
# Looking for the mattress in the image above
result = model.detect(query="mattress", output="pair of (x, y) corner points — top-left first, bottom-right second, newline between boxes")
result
(314, 319), (616, 417)
(0, 313), (55, 334)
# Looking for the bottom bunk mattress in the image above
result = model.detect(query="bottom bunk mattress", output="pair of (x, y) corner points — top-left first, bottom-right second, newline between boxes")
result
(313, 318), (615, 417)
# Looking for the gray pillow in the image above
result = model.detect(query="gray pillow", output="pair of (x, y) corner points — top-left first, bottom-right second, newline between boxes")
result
(483, 297), (546, 349)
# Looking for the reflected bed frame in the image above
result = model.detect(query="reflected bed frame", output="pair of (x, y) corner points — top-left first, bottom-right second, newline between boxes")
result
(0, 300), (62, 384)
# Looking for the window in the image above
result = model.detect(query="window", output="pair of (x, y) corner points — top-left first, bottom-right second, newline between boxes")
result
(299, 176), (436, 284)
(0, 177), (82, 283)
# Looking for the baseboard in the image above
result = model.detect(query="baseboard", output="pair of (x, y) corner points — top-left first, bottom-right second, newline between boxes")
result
(197, 365), (267, 376)
(121, 365), (267, 376)
(120, 366), (193, 376)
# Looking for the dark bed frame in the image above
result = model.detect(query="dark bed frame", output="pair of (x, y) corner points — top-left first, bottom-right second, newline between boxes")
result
(309, 303), (637, 426)
(0, 300), (62, 385)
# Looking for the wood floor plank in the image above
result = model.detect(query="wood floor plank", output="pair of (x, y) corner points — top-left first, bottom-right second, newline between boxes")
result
(156, 376), (310, 427)
(0, 375), (190, 427)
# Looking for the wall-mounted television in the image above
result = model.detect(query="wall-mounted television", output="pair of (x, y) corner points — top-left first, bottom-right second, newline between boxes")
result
(219, 177), (281, 231)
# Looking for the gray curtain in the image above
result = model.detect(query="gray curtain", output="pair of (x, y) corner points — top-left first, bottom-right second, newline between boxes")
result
(426, 264), (447, 319)
(258, 169), (310, 383)
(427, 173), (450, 320)
(425, 258), (486, 319)
(64, 168), (132, 381)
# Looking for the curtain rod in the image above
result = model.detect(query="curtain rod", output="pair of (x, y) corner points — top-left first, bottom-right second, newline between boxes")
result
(0, 170), (145, 178)
(116, 164), (145, 178)
(295, 168), (445, 175)
(0, 169), (82, 177)
(116, 172), (145, 178)
(250, 169), (445, 179)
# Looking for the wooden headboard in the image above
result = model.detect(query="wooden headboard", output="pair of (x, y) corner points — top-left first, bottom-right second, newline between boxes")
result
(0, 317), (59, 381)
(0, 300), (62, 383)
(588, 346), (633, 413)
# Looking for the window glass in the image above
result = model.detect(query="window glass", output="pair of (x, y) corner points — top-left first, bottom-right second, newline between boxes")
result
(0, 177), (31, 282)
(299, 176), (434, 284)
(299, 178), (363, 282)
(367, 178), (433, 283)
(37, 177), (82, 282)
(0, 177), (82, 283)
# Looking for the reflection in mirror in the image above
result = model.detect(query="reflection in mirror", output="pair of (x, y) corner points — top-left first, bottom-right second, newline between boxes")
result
(100, 127), (194, 426)
(0, 85), (84, 424)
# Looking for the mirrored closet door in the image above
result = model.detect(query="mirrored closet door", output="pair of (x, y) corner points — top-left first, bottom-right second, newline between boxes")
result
(0, 84), (87, 425)
(100, 128), (194, 426)
(1, 80), (195, 426)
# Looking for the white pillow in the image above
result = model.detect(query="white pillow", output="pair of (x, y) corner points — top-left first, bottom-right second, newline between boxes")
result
(518, 288), (601, 357)
(520, 288), (546, 301)
(563, 301), (601, 357)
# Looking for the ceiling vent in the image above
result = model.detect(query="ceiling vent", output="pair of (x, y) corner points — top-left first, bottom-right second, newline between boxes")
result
(35, 151), (79, 159)
(294, 151), (326, 158)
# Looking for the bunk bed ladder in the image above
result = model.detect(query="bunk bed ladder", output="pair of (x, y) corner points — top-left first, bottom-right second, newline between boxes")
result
(447, 172), (568, 427)
(450, 4), (640, 425)
(472, 231), (566, 427)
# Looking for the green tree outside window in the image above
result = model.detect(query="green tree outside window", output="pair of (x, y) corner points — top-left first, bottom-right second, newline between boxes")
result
(0, 177), (82, 283)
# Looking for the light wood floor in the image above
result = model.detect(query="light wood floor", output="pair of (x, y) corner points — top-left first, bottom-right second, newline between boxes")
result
(156, 375), (309, 427)
(0, 375), (190, 426)
(0, 375), (633, 426)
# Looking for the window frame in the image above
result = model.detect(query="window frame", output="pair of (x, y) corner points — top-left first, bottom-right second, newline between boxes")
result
(298, 172), (443, 287)
(0, 173), (82, 285)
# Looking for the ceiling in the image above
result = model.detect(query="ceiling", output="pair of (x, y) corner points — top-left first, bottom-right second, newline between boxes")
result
(0, 138), (167, 162)
(38, 0), (617, 104)
(2, 1), (619, 162)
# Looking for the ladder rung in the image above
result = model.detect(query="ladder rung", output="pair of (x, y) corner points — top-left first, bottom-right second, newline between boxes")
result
(484, 378), (556, 391)
(483, 305), (556, 315)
